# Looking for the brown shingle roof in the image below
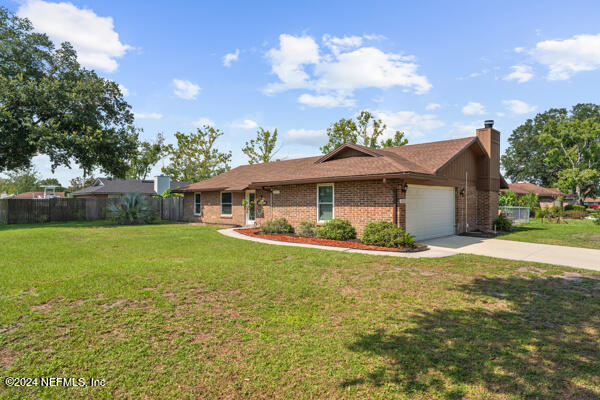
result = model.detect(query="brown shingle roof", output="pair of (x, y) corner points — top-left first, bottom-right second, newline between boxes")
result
(504, 182), (566, 197)
(180, 137), (479, 192)
(13, 191), (65, 199)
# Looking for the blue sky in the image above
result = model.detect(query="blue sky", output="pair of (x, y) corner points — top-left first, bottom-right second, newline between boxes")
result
(3, 0), (600, 185)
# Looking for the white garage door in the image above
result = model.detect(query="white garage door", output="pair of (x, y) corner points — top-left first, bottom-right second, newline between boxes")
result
(405, 185), (455, 240)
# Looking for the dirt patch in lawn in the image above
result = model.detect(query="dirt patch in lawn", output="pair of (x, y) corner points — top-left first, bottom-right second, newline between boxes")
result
(30, 297), (64, 313)
(235, 229), (427, 252)
(0, 347), (16, 368)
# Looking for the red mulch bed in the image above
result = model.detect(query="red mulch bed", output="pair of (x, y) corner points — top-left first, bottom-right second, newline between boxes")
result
(235, 229), (427, 252)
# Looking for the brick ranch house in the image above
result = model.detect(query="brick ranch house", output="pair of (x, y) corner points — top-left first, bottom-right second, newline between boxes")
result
(177, 121), (508, 240)
(501, 182), (575, 208)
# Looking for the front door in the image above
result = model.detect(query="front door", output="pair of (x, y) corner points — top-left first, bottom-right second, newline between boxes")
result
(246, 191), (256, 225)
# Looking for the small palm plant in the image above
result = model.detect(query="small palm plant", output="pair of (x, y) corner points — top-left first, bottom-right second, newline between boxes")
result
(107, 192), (157, 225)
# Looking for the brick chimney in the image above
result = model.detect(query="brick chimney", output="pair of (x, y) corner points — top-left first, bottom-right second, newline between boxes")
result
(476, 120), (501, 229)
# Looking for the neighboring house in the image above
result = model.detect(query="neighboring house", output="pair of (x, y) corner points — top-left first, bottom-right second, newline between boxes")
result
(501, 182), (574, 208)
(11, 191), (65, 199)
(177, 121), (508, 240)
(71, 176), (188, 198)
(584, 197), (600, 208)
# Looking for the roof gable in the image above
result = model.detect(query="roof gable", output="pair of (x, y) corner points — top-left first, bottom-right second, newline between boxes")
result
(316, 143), (381, 163)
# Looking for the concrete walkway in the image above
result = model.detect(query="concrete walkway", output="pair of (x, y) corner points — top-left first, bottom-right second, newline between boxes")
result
(219, 228), (600, 271)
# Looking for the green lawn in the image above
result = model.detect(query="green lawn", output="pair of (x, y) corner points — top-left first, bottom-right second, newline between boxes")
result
(1, 222), (599, 399)
(499, 218), (600, 249)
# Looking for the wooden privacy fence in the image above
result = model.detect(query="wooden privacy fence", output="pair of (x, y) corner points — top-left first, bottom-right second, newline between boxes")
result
(0, 197), (184, 224)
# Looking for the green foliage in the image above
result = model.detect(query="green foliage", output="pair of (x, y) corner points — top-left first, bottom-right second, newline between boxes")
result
(534, 207), (547, 220)
(564, 204), (585, 211)
(106, 192), (157, 225)
(316, 219), (356, 240)
(501, 104), (600, 187)
(547, 206), (564, 218)
(297, 221), (318, 238)
(127, 133), (168, 179)
(518, 191), (539, 210)
(259, 218), (293, 234)
(68, 175), (97, 192)
(564, 209), (587, 219)
(320, 111), (407, 153)
(361, 221), (415, 248)
(242, 128), (280, 164)
(0, 167), (39, 194)
(155, 188), (183, 198)
(591, 209), (600, 225)
(498, 190), (518, 206)
(494, 215), (513, 232)
(554, 168), (599, 205)
(162, 126), (232, 182)
(380, 131), (408, 148)
(0, 7), (138, 176)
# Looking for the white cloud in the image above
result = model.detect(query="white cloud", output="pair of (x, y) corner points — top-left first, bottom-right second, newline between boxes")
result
(425, 102), (441, 111)
(322, 34), (363, 54)
(264, 34), (320, 93)
(447, 122), (480, 139)
(503, 99), (536, 114)
(298, 93), (354, 108)
(173, 79), (200, 100)
(223, 49), (240, 67)
(286, 129), (326, 145)
(192, 117), (215, 127)
(530, 33), (600, 80)
(462, 102), (486, 115)
(264, 33), (431, 106)
(374, 110), (444, 140)
(134, 112), (163, 119)
(231, 119), (258, 130)
(504, 65), (534, 83)
(18, 0), (131, 73)
(514, 47), (525, 53)
(118, 84), (130, 96)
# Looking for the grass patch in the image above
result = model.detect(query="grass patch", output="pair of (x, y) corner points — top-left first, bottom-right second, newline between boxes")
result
(499, 219), (600, 249)
(0, 221), (599, 399)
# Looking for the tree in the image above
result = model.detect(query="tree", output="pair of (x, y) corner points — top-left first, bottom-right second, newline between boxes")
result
(498, 189), (518, 206)
(68, 176), (97, 191)
(0, 167), (39, 194)
(242, 127), (279, 164)
(381, 131), (408, 148)
(37, 178), (65, 191)
(320, 118), (358, 154)
(320, 111), (406, 153)
(0, 7), (138, 177)
(162, 126), (232, 182)
(518, 191), (539, 210)
(554, 168), (599, 205)
(539, 115), (600, 204)
(127, 133), (167, 179)
(501, 104), (600, 186)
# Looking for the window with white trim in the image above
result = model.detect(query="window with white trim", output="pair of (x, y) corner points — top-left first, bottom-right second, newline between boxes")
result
(317, 184), (334, 222)
(221, 192), (233, 216)
(194, 193), (202, 215)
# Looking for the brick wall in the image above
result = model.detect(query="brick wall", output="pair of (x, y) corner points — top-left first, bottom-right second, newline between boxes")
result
(271, 180), (402, 236)
(476, 190), (498, 229)
(455, 185), (478, 233)
(183, 180), (498, 234)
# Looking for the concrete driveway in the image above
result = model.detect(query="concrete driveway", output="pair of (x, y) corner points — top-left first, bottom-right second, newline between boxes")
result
(422, 235), (600, 271)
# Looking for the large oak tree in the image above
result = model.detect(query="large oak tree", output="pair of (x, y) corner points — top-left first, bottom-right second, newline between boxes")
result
(0, 7), (138, 177)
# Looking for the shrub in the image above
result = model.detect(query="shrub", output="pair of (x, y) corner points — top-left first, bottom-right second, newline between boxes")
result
(107, 192), (157, 225)
(316, 219), (356, 240)
(493, 215), (512, 232)
(591, 209), (600, 225)
(547, 206), (564, 218)
(361, 221), (415, 248)
(297, 221), (317, 237)
(534, 207), (548, 220)
(564, 209), (587, 219)
(259, 218), (293, 234)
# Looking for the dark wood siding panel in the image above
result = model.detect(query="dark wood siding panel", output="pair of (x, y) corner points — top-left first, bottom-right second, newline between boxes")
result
(438, 147), (480, 184)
